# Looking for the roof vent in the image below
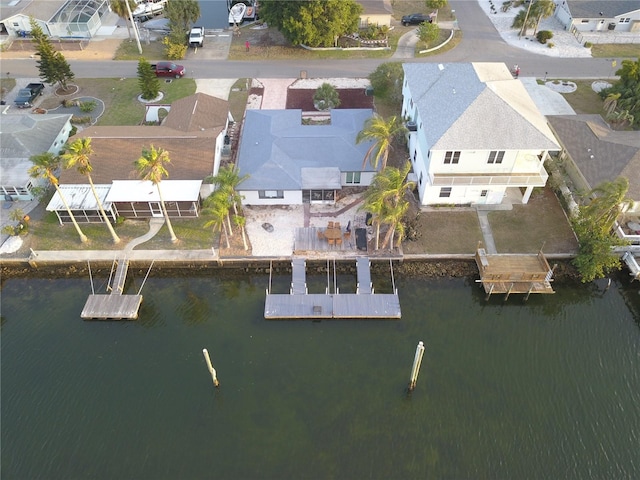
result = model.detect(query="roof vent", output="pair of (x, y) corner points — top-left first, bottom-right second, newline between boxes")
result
(406, 121), (417, 131)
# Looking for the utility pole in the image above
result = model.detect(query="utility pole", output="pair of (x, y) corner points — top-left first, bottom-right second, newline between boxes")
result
(125, 0), (143, 54)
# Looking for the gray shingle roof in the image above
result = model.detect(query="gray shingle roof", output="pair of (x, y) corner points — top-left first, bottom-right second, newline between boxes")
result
(566, 1), (640, 18)
(236, 109), (374, 191)
(403, 62), (560, 151)
(547, 114), (640, 200)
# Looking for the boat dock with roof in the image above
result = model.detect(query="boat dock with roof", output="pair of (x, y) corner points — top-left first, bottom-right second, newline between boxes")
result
(264, 257), (401, 319)
(475, 243), (555, 300)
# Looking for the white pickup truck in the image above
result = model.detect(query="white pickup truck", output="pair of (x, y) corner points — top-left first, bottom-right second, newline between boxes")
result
(189, 27), (204, 48)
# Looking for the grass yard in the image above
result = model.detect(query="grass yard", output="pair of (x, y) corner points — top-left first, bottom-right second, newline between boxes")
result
(142, 217), (216, 250)
(488, 188), (578, 254)
(591, 44), (640, 58)
(39, 78), (196, 126)
(227, 78), (250, 122)
(114, 39), (168, 61)
(559, 80), (607, 115)
(403, 210), (483, 254)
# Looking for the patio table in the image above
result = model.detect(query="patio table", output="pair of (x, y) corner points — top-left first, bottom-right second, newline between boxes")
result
(323, 227), (342, 240)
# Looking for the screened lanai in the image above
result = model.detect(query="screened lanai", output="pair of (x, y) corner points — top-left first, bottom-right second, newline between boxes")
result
(49, 0), (109, 38)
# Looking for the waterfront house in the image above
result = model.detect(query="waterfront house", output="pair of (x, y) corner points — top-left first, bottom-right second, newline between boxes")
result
(547, 114), (640, 243)
(53, 93), (230, 221)
(1, 113), (73, 201)
(357, 1), (392, 28)
(401, 62), (560, 206)
(235, 109), (376, 206)
(554, 0), (640, 34)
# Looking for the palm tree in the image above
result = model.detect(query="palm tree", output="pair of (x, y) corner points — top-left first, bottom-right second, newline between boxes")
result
(208, 165), (249, 236)
(135, 145), (178, 243)
(28, 152), (88, 243)
(61, 138), (121, 244)
(109, 0), (137, 40)
(582, 177), (633, 235)
(379, 162), (415, 249)
(202, 191), (231, 249)
(531, 0), (555, 35)
(603, 93), (621, 116)
(233, 215), (249, 250)
(361, 176), (388, 250)
(356, 114), (408, 171)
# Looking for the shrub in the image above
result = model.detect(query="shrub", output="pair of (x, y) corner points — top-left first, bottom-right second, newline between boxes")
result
(162, 37), (187, 60)
(78, 100), (96, 112)
(584, 41), (592, 48)
(313, 83), (340, 111)
(547, 42), (555, 48)
(71, 115), (91, 124)
(536, 30), (553, 44)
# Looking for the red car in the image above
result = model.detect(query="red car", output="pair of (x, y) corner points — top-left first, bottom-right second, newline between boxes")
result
(151, 61), (185, 78)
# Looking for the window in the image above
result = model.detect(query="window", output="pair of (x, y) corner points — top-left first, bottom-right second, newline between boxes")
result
(488, 151), (505, 164)
(258, 190), (284, 199)
(444, 151), (460, 164)
(419, 172), (423, 186)
(346, 172), (361, 184)
(619, 17), (630, 23)
(439, 187), (452, 198)
(480, 190), (488, 197)
(581, 19), (589, 23)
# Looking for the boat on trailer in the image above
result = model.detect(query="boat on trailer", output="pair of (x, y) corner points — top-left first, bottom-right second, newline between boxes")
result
(228, 2), (247, 25)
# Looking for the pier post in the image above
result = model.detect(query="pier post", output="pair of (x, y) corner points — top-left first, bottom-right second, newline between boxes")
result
(202, 349), (220, 388)
(408, 341), (425, 392)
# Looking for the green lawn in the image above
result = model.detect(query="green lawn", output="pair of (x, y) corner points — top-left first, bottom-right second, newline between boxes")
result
(114, 39), (168, 61)
(591, 44), (640, 58)
(559, 80), (606, 115)
(403, 210), (483, 254)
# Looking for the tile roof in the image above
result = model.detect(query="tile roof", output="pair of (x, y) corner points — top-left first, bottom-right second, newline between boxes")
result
(547, 114), (640, 200)
(236, 109), (375, 191)
(403, 62), (560, 151)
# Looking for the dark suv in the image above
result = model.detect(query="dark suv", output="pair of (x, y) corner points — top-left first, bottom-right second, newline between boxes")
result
(401, 13), (432, 26)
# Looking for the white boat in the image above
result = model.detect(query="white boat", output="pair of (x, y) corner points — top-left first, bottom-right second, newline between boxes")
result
(133, 0), (167, 19)
(228, 2), (247, 25)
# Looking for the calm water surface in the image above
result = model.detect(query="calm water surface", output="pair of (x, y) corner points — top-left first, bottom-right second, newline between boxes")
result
(2, 271), (639, 479)
(197, 0), (233, 29)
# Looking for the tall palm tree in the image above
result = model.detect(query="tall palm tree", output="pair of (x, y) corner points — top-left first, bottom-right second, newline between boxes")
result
(531, 0), (555, 35)
(233, 214), (249, 250)
(202, 191), (230, 249)
(135, 145), (178, 243)
(356, 114), (408, 171)
(208, 165), (249, 235)
(109, 0), (137, 40)
(361, 176), (387, 250)
(28, 152), (89, 243)
(62, 138), (121, 244)
(379, 162), (415, 249)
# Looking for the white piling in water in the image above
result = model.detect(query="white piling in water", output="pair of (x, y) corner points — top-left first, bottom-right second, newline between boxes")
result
(202, 349), (220, 388)
(408, 341), (425, 392)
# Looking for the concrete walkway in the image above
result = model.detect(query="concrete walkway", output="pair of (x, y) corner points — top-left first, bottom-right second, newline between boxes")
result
(125, 217), (165, 251)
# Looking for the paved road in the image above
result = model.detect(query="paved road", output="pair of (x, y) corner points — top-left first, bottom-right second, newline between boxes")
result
(0, 0), (622, 79)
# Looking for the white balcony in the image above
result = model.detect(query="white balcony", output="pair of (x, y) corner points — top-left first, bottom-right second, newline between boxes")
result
(431, 166), (548, 187)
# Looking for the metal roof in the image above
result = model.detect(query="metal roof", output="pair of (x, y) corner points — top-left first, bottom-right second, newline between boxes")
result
(46, 184), (112, 211)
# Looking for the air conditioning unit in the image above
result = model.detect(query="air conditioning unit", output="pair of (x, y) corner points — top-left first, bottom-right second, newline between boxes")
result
(406, 121), (417, 131)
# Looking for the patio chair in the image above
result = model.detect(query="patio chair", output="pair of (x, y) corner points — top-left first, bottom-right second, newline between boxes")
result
(335, 222), (341, 230)
(328, 221), (334, 229)
(343, 231), (351, 241)
(336, 237), (343, 247)
(317, 230), (324, 240)
(328, 238), (335, 247)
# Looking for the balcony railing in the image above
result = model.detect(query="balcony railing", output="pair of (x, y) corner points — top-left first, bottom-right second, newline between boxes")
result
(431, 168), (548, 187)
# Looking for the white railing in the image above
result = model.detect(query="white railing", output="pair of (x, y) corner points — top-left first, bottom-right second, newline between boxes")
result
(431, 169), (548, 187)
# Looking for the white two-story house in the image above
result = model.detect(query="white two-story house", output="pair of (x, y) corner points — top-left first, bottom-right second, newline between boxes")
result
(402, 62), (560, 206)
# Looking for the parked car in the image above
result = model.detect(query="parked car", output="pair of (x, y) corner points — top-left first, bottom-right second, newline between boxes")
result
(189, 26), (204, 47)
(401, 13), (433, 26)
(150, 61), (185, 78)
(14, 82), (44, 108)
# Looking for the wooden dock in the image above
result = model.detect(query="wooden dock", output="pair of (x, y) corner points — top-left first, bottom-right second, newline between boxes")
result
(264, 257), (401, 319)
(475, 244), (555, 300)
(81, 257), (144, 320)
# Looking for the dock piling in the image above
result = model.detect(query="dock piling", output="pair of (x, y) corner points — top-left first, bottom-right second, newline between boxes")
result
(202, 348), (220, 388)
(408, 341), (425, 392)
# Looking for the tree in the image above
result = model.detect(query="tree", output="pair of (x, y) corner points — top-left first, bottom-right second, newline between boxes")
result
(601, 58), (640, 128)
(571, 177), (632, 282)
(109, 0), (137, 40)
(426, 0), (447, 9)
(135, 145), (178, 243)
(29, 152), (89, 244)
(378, 162), (415, 249)
(603, 92), (621, 116)
(207, 164), (248, 218)
(531, 0), (555, 34)
(61, 138), (121, 244)
(368, 62), (404, 105)
(233, 215), (249, 250)
(260, 0), (361, 47)
(165, 0), (200, 41)
(30, 17), (74, 91)
(361, 179), (386, 250)
(356, 114), (408, 171)
(313, 83), (340, 111)
(512, 8), (537, 36)
(202, 191), (231, 249)
(137, 57), (160, 100)
(417, 22), (439, 46)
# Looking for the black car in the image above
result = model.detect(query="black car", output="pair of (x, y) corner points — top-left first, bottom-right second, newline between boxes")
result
(401, 13), (432, 26)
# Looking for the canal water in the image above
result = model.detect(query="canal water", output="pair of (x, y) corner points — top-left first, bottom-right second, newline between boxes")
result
(198, 0), (233, 30)
(1, 271), (639, 479)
